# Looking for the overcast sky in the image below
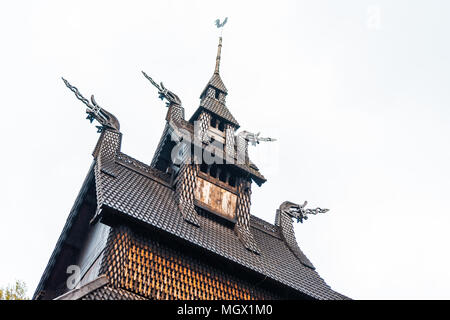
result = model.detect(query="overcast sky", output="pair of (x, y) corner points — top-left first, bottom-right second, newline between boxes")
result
(1, 0), (449, 300)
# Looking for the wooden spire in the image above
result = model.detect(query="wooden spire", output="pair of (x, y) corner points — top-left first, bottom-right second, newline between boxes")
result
(214, 37), (222, 74)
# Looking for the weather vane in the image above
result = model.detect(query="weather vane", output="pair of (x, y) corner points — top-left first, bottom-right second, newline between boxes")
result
(214, 17), (228, 36)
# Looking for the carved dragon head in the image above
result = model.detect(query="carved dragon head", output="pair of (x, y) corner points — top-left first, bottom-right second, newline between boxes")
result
(62, 77), (120, 133)
(238, 130), (277, 146)
(142, 71), (181, 106)
(279, 200), (329, 223)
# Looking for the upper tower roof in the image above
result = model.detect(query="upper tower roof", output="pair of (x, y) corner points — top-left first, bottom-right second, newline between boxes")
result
(190, 37), (240, 128)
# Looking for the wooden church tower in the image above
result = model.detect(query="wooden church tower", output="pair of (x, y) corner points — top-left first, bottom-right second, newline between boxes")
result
(33, 35), (347, 300)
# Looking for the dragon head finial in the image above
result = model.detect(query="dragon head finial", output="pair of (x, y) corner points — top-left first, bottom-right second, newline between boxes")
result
(279, 200), (329, 223)
(238, 130), (277, 146)
(141, 71), (182, 106)
(62, 77), (120, 133)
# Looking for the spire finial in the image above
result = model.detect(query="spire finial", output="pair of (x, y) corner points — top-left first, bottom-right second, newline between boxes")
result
(215, 36), (222, 74)
(214, 17), (228, 74)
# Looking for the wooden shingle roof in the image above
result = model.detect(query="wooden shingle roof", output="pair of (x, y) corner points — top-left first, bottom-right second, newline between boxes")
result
(207, 72), (227, 93)
(198, 96), (239, 127)
(33, 130), (347, 300)
(90, 134), (346, 300)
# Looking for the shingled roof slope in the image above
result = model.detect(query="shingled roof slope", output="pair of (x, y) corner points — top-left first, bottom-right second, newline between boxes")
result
(55, 276), (146, 300)
(207, 72), (227, 93)
(95, 153), (347, 300)
(198, 96), (239, 127)
(80, 284), (145, 300)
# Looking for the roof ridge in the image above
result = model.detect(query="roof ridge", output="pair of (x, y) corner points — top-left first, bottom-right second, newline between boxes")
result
(250, 214), (276, 228)
(116, 152), (172, 187)
(250, 215), (280, 236)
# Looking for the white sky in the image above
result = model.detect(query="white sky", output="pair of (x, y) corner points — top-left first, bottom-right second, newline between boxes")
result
(1, 0), (449, 300)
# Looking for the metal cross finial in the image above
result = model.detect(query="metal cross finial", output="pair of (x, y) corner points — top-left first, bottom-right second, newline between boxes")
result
(61, 77), (120, 132)
(279, 201), (329, 223)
